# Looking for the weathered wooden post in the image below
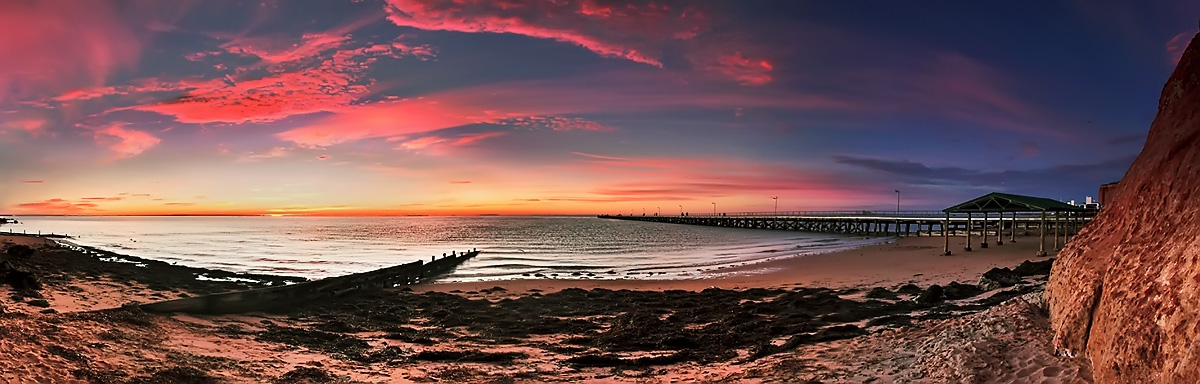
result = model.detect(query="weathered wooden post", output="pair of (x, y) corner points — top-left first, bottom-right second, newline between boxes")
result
(943, 212), (951, 255)
(1038, 210), (1047, 257)
(996, 211), (1004, 245)
(1053, 211), (1060, 250)
(980, 212), (989, 248)
(965, 212), (973, 251)
(1010, 211), (1017, 242)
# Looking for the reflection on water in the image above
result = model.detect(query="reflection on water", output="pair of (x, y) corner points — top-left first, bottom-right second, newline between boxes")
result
(8, 216), (890, 282)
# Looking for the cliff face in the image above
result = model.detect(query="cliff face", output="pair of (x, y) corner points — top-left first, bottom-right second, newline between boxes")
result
(1047, 32), (1200, 383)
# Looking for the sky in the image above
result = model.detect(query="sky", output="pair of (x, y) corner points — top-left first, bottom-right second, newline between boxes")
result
(0, 0), (1196, 216)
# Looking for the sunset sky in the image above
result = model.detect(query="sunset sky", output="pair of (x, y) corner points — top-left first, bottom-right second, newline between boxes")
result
(0, 0), (1196, 215)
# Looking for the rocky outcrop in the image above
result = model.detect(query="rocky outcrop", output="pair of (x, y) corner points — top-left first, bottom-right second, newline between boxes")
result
(1046, 31), (1200, 382)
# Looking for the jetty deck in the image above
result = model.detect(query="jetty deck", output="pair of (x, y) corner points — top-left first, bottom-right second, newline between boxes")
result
(601, 209), (1092, 256)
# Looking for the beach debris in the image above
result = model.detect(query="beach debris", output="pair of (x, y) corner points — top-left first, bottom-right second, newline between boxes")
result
(915, 285), (945, 304)
(1012, 258), (1054, 276)
(0, 260), (42, 292)
(6, 244), (35, 258)
(978, 267), (1022, 290)
(272, 367), (340, 384)
(895, 283), (923, 295)
(125, 366), (220, 384)
(864, 287), (897, 299)
(942, 281), (985, 300)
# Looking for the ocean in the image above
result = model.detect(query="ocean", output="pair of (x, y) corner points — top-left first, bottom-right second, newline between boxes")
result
(4, 216), (890, 282)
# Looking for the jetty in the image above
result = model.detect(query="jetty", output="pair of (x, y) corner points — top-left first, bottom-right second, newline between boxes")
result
(138, 250), (480, 315)
(600, 193), (1095, 257)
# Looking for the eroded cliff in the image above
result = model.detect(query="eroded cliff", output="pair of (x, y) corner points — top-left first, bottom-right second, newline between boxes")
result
(1047, 32), (1200, 383)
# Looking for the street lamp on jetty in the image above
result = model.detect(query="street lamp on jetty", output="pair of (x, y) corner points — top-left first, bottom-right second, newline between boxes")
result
(678, 205), (683, 216)
(894, 189), (901, 236)
(712, 202), (717, 216)
(772, 196), (778, 216)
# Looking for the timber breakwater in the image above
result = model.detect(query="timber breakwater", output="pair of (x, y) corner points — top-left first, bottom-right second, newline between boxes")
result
(138, 250), (480, 315)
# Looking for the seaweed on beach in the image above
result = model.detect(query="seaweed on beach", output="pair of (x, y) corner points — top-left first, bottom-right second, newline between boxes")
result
(255, 325), (371, 360)
(125, 366), (220, 384)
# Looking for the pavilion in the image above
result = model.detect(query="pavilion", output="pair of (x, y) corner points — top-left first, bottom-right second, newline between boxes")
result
(941, 192), (1085, 256)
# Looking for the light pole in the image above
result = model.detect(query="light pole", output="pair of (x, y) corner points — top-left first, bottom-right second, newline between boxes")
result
(657, 207), (661, 216)
(678, 205), (683, 216)
(712, 202), (717, 216)
(894, 190), (900, 215)
(894, 190), (901, 236)
(772, 196), (778, 216)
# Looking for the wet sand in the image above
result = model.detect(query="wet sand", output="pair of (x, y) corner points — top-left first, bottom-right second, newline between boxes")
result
(419, 235), (1057, 295)
(0, 233), (1090, 383)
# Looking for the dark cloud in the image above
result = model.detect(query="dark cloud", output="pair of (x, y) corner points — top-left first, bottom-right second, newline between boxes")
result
(833, 154), (1136, 193)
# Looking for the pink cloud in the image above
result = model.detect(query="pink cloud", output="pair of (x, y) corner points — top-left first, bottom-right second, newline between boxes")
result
(133, 68), (367, 124)
(221, 33), (351, 67)
(381, 0), (708, 67)
(128, 32), (433, 125)
(12, 198), (103, 215)
(20, 180), (44, 184)
(0, 119), (48, 138)
(92, 124), (161, 158)
(398, 131), (508, 152)
(1167, 32), (1191, 65)
(275, 99), (488, 147)
(707, 52), (774, 86)
(52, 86), (123, 102)
(0, 0), (139, 102)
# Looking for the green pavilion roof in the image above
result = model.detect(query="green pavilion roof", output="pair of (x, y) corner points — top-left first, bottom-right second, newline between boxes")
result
(942, 192), (1082, 213)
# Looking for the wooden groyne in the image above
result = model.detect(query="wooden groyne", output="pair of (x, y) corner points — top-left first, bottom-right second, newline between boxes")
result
(138, 250), (480, 315)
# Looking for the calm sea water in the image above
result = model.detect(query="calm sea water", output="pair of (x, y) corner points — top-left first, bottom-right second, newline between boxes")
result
(4, 216), (890, 282)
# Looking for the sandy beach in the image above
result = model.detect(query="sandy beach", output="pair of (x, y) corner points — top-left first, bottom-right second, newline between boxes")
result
(0, 233), (1091, 383)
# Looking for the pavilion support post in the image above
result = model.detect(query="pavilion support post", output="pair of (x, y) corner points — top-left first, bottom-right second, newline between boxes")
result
(965, 213), (973, 251)
(1010, 211), (1016, 242)
(943, 212), (951, 255)
(1053, 212), (1060, 250)
(996, 211), (1004, 245)
(1038, 210), (1047, 257)
(980, 212), (989, 248)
